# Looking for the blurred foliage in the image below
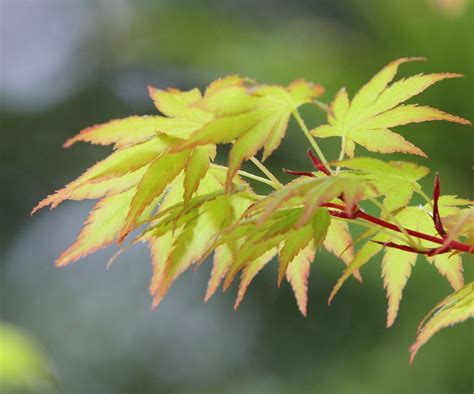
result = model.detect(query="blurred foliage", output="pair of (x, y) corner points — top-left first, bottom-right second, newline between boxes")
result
(0, 322), (55, 391)
(1, 0), (473, 393)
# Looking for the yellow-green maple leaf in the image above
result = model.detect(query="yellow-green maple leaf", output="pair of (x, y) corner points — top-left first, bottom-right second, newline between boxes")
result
(410, 282), (474, 363)
(285, 245), (316, 317)
(330, 200), (468, 325)
(118, 149), (191, 242)
(63, 116), (168, 149)
(323, 220), (362, 282)
(382, 247), (417, 328)
(312, 58), (470, 157)
(151, 195), (235, 307)
(32, 136), (175, 213)
(337, 157), (429, 212)
(170, 80), (324, 190)
(56, 187), (159, 267)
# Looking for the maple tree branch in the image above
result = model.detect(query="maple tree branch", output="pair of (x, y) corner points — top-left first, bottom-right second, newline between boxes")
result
(292, 109), (330, 169)
(330, 215), (408, 244)
(368, 197), (419, 249)
(307, 149), (331, 176)
(322, 203), (474, 254)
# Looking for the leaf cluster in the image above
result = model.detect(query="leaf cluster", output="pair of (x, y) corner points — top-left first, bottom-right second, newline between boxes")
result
(33, 59), (473, 362)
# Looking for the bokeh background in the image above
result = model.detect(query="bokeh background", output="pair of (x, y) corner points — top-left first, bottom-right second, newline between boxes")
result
(1, 0), (473, 393)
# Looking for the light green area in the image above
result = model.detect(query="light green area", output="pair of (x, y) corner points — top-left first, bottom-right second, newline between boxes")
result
(0, 322), (55, 391)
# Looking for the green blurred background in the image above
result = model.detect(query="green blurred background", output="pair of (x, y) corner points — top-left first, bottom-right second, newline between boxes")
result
(1, 0), (473, 393)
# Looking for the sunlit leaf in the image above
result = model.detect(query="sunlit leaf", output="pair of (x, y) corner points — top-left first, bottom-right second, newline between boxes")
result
(286, 245), (316, 317)
(382, 248), (417, 327)
(410, 282), (474, 363)
(312, 58), (470, 157)
(63, 116), (169, 149)
(170, 80), (324, 189)
(337, 157), (429, 212)
(32, 136), (175, 213)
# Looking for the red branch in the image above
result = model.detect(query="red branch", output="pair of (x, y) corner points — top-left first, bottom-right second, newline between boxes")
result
(282, 168), (315, 177)
(307, 149), (331, 176)
(432, 173), (447, 237)
(321, 203), (474, 255)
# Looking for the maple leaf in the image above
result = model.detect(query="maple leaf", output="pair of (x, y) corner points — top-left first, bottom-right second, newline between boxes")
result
(285, 245), (316, 317)
(278, 208), (329, 285)
(323, 220), (362, 282)
(32, 136), (176, 213)
(410, 282), (474, 363)
(150, 195), (235, 307)
(329, 197), (470, 326)
(336, 157), (429, 212)
(381, 247), (417, 328)
(55, 187), (160, 267)
(221, 207), (307, 294)
(311, 58), (470, 158)
(150, 192), (256, 308)
(136, 167), (257, 307)
(63, 116), (169, 149)
(32, 63), (474, 363)
(247, 173), (368, 226)
(442, 207), (474, 247)
(329, 241), (384, 305)
(283, 208), (330, 315)
(169, 80), (324, 190)
(194, 202), (331, 313)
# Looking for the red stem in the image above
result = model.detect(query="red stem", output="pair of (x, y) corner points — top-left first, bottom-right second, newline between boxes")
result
(322, 203), (473, 254)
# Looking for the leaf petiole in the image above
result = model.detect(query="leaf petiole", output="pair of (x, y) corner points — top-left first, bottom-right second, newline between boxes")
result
(312, 99), (330, 113)
(249, 157), (283, 189)
(292, 109), (331, 170)
(238, 169), (279, 189)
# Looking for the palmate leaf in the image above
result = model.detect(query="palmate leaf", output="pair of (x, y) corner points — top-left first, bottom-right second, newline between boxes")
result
(226, 207), (330, 314)
(330, 196), (471, 326)
(55, 187), (160, 267)
(150, 195), (235, 307)
(381, 247), (417, 328)
(311, 58), (470, 157)
(32, 60), (473, 365)
(336, 157), (429, 212)
(323, 220), (362, 282)
(410, 282), (474, 363)
(170, 80), (324, 190)
(32, 136), (176, 213)
(247, 173), (369, 226)
(278, 208), (329, 285)
(63, 116), (168, 149)
(442, 207), (474, 247)
(285, 245), (316, 317)
(148, 192), (257, 308)
(118, 149), (191, 242)
(200, 171), (370, 311)
(33, 78), (253, 240)
(139, 168), (257, 307)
